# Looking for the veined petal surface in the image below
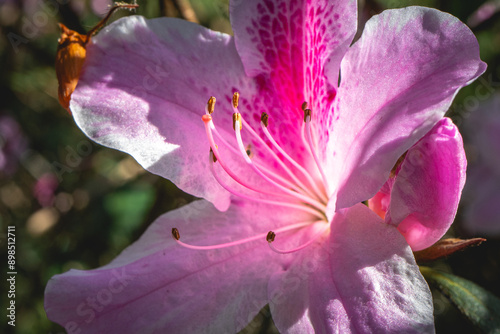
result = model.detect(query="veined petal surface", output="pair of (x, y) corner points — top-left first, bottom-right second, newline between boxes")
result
(71, 16), (259, 210)
(268, 204), (434, 334)
(45, 200), (314, 333)
(329, 7), (485, 209)
(388, 118), (466, 251)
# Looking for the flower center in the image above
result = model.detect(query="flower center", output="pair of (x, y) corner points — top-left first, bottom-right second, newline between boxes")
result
(172, 93), (331, 254)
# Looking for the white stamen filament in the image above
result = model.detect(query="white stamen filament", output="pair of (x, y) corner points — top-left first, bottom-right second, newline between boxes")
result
(233, 101), (313, 197)
(202, 115), (297, 201)
(206, 111), (303, 196)
(304, 110), (330, 196)
(240, 117), (316, 198)
(234, 117), (327, 212)
(260, 120), (328, 202)
(209, 150), (325, 219)
(173, 94), (332, 255)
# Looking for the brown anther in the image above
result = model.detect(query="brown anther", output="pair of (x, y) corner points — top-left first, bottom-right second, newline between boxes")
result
(232, 92), (240, 108)
(304, 109), (312, 122)
(210, 148), (217, 163)
(266, 231), (276, 242)
(207, 96), (216, 114)
(301, 101), (308, 111)
(233, 112), (242, 131)
(171, 228), (180, 240)
(261, 112), (269, 127)
(245, 144), (253, 158)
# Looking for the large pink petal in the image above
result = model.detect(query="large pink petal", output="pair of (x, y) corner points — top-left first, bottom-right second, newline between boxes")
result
(230, 0), (357, 139)
(72, 15), (328, 208)
(329, 7), (486, 209)
(71, 16), (264, 211)
(45, 200), (313, 333)
(269, 203), (434, 333)
(387, 118), (466, 251)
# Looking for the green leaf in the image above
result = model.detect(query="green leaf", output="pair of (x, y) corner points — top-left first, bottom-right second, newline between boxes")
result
(420, 266), (500, 333)
(104, 183), (155, 233)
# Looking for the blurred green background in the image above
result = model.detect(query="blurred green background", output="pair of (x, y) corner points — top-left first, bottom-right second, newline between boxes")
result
(0, 0), (499, 333)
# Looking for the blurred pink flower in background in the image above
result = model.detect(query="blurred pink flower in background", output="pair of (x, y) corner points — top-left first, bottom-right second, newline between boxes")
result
(461, 93), (500, 236)
(467, 0), (500, 28)
(33, 173), (59, 207)
(0, 115), (28, 176)
(91, 0), (112, 16)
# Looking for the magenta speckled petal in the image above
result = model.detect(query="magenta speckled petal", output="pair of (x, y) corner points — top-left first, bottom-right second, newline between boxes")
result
(329, 7), (485, 210)
(269, 204), (434, 333)
(230, 0), (357, 167)
(387, 118), (466, 251)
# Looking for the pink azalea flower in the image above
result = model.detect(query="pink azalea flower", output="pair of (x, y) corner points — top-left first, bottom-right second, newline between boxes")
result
(45, 1), (486, 333)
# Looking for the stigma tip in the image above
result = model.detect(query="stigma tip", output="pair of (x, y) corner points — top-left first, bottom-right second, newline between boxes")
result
(172, 228), (180, 240)
(232, 92), (240, 108)
(266, 231), (276, 243)
(202, 114), (212, 123)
